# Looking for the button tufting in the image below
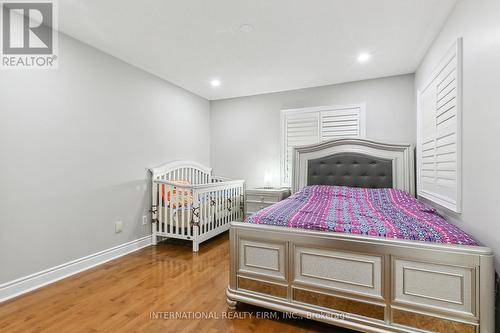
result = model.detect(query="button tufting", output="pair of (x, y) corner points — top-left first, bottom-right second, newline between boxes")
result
(307, 155), (392, 188)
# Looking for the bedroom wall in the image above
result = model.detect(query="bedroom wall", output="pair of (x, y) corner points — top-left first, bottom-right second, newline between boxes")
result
(210, 74), (415, 188)
(415, 0), (500, 271)
(0, 33), (210, 284)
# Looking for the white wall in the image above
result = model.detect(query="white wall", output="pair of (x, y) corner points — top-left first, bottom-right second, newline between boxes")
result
(210, 74), (415, 188)
(0, 34), (210, 284)
(415, 0), (500, 275)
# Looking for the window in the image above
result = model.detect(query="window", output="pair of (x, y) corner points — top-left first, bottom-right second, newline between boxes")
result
(280, 104), (366, 186)
(417, 38), (462, 212)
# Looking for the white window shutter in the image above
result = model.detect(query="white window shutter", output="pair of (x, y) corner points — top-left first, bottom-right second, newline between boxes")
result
(417, 38), (462, 212)
(283, 112), (319, 184)
(320, 107), (363, 140)
(281, 104), (365, 186)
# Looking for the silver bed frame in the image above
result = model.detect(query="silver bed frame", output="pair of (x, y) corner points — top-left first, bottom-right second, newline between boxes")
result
(226, 139), (495, 333)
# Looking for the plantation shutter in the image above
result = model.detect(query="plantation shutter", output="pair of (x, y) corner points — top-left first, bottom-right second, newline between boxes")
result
(321, 108), (362, 139)
(281, 105), (365, 185)
(417, 39), (462, 212)
(283, 112), (320, 184)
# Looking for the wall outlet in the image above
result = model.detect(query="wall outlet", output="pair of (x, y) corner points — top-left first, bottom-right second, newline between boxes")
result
(142, 215), (148, 225)
(115, 221), (123, 233)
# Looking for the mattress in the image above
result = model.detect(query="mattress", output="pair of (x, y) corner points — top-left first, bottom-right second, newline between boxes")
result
(159, 200), (231, 226)
(245, 185), (476, 245)
(158, 197), (237, 227)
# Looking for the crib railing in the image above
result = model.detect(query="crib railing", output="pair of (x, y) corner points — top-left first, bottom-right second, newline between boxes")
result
(151, 178), (245, 250)
(193, 182), (244, 234)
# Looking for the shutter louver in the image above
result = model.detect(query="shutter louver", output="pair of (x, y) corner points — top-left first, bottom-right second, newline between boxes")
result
(283, 112), (319, 184)
(417, 39), (462, 212)
(281, 105), (365, 186)
(320, 108), (361, 139)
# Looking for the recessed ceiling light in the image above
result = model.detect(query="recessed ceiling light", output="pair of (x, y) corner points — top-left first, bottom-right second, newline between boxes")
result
(357, 53), (371, 63)
(210, 79), (221, 87)
(240, 24), (254, 33)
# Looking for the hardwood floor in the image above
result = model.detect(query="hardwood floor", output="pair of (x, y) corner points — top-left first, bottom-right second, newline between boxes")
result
(0, 233), (354, 333)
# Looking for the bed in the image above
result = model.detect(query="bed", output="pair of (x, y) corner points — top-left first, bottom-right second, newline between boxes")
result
(150, 161), (245, 251)
(226, 139), (495, 333)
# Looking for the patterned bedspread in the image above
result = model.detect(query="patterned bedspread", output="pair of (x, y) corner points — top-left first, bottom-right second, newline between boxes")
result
(245, 185), (476, 245)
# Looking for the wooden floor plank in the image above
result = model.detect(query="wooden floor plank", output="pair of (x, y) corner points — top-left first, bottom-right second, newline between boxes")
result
(0, 233), (354, 333)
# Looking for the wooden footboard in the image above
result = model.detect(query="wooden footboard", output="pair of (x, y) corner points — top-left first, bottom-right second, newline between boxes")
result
(227, 222), (495, 333)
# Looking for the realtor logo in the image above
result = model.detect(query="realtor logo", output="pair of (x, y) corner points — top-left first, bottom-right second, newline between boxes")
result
(1, 0), (58, 68)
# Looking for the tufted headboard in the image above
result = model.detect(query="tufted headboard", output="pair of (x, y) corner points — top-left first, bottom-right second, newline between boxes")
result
(307, 153), (393, 188)
(292, 138), (415, 195)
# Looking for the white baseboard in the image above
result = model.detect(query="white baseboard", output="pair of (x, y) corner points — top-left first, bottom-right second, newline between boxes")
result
(0, 235), (152, 303)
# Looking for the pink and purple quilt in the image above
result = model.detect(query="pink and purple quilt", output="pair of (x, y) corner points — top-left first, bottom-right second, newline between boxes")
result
(245, 185), (476, 245)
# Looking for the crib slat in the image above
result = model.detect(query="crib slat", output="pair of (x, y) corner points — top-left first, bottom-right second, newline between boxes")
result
(204, 192), (207, 234)
(234, 187), (237, 221)
(211, 190), (214, 230)
(181, 186), (184, 236)
(203, 192), (206, 234)
(231, 187), (234, 222)
(206, 191), (210, 233)
(184, 187), (187, 236)
(157, 184), (161, 234)
(163, 184), (168, 234)
(210, 190), (214, 231)
(225, 188), (228, 226)
(221, 188), (224, 228)
(156, 183), (161, 234)
(234, 187), (237, 220)
(233, 187), (236, 221)
(187, 190), (192, 237)
(225, 188), (229, 226)
(175, 185), (180, 235)
(219, 189), (223, 228)
(220, 188), (224, 228)
(238, 187), (241, 220)
(197, 192), (201, 235)
(214, 190), (217, 229)
(229, 188), (232, 222)
(169, 184), (174, 234)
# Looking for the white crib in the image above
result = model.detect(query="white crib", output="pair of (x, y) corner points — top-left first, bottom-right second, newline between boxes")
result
(150, 161), (245, 251)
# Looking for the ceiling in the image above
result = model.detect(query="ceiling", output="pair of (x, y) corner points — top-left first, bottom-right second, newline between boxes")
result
(59, 0), (457, 100)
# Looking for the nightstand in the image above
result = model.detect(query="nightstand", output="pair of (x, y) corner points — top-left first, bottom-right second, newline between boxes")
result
(245, 187), (291, 217)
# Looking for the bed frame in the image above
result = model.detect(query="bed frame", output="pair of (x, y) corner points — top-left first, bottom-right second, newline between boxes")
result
(150, 160), (245, 251)
(226, 139), (495, 333)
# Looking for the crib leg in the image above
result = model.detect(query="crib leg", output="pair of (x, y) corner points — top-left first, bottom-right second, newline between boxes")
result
(192, 241), (199, 252)
(152, 222), (157, 245)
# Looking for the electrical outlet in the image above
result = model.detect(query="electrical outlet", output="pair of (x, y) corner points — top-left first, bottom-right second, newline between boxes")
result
(142, 215), (148, 225)
(115, 221), (123, 233)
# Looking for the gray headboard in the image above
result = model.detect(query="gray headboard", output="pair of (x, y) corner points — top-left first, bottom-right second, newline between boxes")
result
(307, 153), (393, 189)
(292, 138), (415, 195)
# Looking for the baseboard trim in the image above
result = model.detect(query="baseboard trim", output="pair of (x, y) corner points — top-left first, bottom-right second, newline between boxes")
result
(0, 235), (152, 303)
